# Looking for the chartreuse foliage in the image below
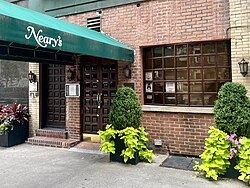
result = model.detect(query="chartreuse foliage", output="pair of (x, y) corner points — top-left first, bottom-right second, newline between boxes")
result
(194, 127), (231, 180)
(98, 125), (155, 163)
(109, 87), (142, 130)
(98, 124), (117, 154)
(235, 137), (250, 185)
(214, 82), (250, 137)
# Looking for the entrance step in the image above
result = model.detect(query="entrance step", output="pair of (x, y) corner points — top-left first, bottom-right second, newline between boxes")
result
(26, 136), (79, 148)
(35, 129), (67, 139)
(83, 133), (101, 143)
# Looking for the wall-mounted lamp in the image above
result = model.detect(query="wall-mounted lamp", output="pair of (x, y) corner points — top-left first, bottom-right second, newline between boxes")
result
(124, 65), (131, 79)
(238, 58), (249, 77)
(28, 71), (36, 83)
(67, 68), (77, 81)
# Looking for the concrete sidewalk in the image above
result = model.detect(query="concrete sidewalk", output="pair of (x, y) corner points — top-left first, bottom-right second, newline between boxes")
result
(0, 144), (247, 188)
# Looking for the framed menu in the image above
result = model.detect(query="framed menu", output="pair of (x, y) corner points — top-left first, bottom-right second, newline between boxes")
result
(165, 82), (175, 93)
(145, 82), (153, 92)
(145, 72), (153, 81)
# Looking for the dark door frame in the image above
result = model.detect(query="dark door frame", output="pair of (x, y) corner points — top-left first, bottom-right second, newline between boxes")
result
(40, 64), (66, 129)
(81, 58), (117, 134)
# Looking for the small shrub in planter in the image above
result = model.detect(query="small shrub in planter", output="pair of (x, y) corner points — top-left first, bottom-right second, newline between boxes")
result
(214, 82), (250, 137)
(98, 87), (154, 164)
(195, 82), (250, 184)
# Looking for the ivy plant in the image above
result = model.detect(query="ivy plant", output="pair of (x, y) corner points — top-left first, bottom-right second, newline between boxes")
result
(235, 137), (250, 185)
(194, 126), (231, 180)
(98, 125), (155, 163)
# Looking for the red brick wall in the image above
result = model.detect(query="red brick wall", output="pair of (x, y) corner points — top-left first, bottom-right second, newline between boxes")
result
(61, 0), (229, 155)
(66, 97), (82, 140)
(65, 61), (82, 141)
(142, 112), (215, 156)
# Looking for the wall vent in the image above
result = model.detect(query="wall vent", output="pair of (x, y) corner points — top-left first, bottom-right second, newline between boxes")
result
(87, 16), (101, 32)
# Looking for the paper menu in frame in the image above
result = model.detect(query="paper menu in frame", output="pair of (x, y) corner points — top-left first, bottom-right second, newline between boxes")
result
(145, 82), (153, 92)
(145, 72), (153, 81)
(165, 82), (175, 93)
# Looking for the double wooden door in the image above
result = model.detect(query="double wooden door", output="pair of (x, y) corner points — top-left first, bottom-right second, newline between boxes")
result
(82, 61), (117, 133)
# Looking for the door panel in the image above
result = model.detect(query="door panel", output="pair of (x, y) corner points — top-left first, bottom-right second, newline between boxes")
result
(82, 61), (117, 133)
(43, 64), (66, 129)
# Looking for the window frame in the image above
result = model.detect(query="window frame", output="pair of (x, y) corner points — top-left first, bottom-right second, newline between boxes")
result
(143, 40), (231, 107)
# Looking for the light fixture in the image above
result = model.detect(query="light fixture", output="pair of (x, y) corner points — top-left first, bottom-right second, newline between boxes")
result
(238, 58), (249, 77)
(28, 71), (36, 83)
(67, 68), (77, 81)
(124, 65), (131, 79)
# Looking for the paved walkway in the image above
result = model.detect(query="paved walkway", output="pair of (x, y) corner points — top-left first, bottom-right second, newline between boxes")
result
(0, 144), (247, 188)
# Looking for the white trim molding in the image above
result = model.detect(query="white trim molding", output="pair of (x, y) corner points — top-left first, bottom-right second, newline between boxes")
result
(142, 105), (214, 114)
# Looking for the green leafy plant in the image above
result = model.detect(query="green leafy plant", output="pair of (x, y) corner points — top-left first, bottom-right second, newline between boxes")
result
(194, 126), (231, 180)
(109, 87), (142, 130)
(235, 137), (250, 185)
(0, 103), (29, 135)
(98, 124), (117, 154)
(214, 82), (250, 137)
(99, 87), (154, 164)
(98, 125), (155, 163)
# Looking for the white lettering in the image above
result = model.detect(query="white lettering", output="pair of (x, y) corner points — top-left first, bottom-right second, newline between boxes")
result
(24, 26), (63, 48)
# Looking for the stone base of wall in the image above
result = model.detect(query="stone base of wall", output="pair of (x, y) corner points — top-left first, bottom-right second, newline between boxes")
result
(142, 112), (215, 156)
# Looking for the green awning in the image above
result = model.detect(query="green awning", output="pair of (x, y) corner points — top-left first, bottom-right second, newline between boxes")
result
(0, 0), (134, 62)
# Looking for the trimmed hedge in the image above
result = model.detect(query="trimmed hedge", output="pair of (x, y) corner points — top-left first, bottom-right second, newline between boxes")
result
(109, 87), (142, 130)
(214, 82), (250, 137)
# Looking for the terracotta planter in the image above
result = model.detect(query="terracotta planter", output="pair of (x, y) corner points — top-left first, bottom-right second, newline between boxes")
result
(110, 137), (139, 165)
(0, 122), (29, 147)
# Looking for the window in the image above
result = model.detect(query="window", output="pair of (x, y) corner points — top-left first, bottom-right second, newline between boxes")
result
(143, 40), (231, 106)
(0, 60), (29, 106)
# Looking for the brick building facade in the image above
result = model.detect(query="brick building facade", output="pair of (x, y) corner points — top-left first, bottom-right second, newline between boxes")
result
(62, 0), (230, 155)
(3, 0), (249, 156)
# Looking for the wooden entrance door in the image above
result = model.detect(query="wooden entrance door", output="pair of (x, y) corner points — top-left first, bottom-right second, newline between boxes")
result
(42, 64), (66, 129)
(82, 61), (117, 133)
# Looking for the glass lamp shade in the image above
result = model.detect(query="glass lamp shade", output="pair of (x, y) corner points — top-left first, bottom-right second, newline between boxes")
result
(28, 71), (36, 83)
(124, 65), (131, 79)
(238, 58), (249, 77)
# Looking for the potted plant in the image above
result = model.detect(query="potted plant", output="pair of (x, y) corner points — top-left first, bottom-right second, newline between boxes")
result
(98, 87), (155, 164)
(213, 82), (250, 179)
(0, 103), (30, 147)
(193, 127), (241, 180)
(194, 82), (250, 185)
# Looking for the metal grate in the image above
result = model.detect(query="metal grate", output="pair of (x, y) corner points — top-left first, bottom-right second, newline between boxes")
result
(87, 16), (101, 32)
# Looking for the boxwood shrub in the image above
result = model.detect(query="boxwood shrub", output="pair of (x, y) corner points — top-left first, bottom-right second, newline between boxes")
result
(214, 82), (250, 137)
(109, 87), (142, 130)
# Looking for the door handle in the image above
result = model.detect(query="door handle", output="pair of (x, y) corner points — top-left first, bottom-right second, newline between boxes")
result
(97, 93), (102, 108)
(96, 93), (100, 103)
(97, 93), (102, 104)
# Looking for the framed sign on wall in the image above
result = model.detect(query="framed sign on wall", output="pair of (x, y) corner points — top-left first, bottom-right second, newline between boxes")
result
(65, 84), (80, 97)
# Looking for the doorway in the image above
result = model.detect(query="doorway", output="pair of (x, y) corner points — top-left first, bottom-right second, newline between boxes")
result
(42, 64), (66, 129)
(82, 60), (117, 133)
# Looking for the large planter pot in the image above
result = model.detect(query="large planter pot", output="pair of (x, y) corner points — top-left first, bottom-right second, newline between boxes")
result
(0, 122), (29, 147)
(110, 137), (139, 165)
(224, 158), (240, 179)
